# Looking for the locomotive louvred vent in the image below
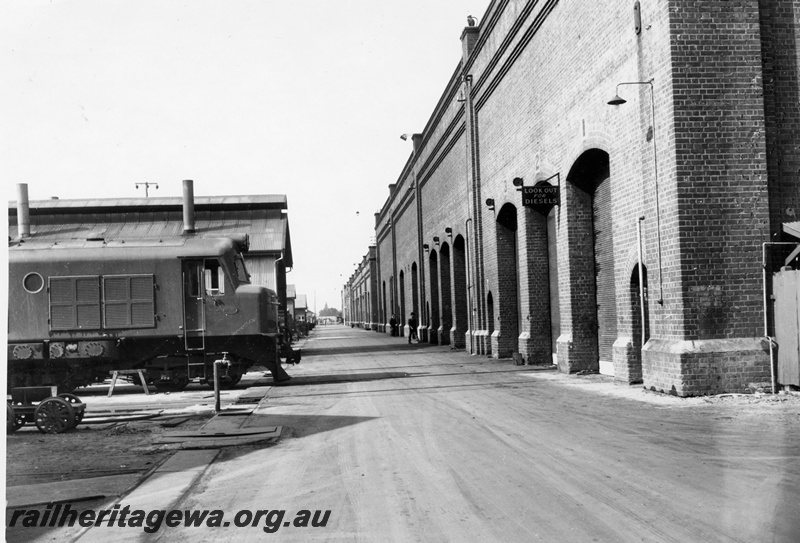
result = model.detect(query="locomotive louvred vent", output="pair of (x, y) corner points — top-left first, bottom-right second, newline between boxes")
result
(103, 274), (155, 329)
(49, 276), (101, 330)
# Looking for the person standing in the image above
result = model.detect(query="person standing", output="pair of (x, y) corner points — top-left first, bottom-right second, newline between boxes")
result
(389, 314), (397, 337)
(407, 312), (418, 343)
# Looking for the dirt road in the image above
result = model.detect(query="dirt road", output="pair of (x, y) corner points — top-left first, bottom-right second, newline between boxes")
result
(142, 325), (798, 542)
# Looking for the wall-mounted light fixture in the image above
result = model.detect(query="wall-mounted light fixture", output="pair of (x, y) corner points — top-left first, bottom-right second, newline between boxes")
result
(485, 198), (495, 211)
(433, 236), (440, 247)
(400, 133), (411, 141)
(445, 227), (452, 239)
(423, 243), (430, 253)
(608, 78), (663, 305)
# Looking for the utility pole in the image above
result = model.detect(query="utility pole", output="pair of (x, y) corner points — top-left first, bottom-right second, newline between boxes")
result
(135, 182), (159, 197)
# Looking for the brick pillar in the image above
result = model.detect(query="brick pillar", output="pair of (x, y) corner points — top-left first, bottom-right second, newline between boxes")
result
(557, 176), (599, 373)
(518, 207), (553, 365)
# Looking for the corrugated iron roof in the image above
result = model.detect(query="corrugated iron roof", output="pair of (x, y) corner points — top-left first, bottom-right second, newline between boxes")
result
(295, 294), (307, 309)
(286, 284), (297, 298)
(8, 198), (292, 265)
(9, 194), (287, 212)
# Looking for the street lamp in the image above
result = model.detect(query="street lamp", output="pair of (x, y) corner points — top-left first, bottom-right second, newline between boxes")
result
(608, 79), (663, 305)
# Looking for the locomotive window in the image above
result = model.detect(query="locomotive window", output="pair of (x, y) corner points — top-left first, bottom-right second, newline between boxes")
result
(188, 267), (200, 297)
(23, 272), (44, 293)
(204, 259), (225, 296)
(234, 255), (250, 283)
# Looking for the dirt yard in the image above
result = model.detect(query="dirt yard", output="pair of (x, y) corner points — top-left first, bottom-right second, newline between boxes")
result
(6, 415), (209, 487)
(5, 373), (268, 489)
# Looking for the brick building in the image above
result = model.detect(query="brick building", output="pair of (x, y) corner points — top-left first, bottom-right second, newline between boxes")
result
(344, 246), (379, 330)
(365, 0), (800, 396)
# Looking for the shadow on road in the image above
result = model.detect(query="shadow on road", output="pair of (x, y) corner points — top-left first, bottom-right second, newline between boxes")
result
(278, 371), (412, 386)
(279, 378), (540, 398)
(302, 342), (431, 357)
(242, 412), (378, 440)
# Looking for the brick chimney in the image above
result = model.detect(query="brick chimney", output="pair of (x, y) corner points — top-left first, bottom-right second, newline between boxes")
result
(461, 16), (479, 61)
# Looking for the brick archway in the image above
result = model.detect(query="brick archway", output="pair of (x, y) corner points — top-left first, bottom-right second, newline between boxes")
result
(494, 202), (519, 358)
(452, 235), (468, 349)
(438, 242), (452, 346)
(428, 249), (439, 345)
(560, 148), (617, 374)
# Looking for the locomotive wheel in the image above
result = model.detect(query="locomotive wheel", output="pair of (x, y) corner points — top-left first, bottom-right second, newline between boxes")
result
(34, 397), (76, 434)
(7, 403), (21, 433)
(9, 402), (27, 431)
(58, 393), (85, 427)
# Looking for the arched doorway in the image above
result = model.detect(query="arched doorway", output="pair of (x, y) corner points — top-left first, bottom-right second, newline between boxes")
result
(428, 249), (440, 344)
(399, 270), (406, 336)
(519, 203), (556, 365)
(566, 149), (617, 374)
(439, 242), (452, 346)
(495, 203), (520, 358)
(452, 235), (468, 349)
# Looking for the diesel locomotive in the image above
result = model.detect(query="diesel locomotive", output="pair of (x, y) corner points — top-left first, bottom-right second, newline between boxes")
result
(8, 233), (291, 391)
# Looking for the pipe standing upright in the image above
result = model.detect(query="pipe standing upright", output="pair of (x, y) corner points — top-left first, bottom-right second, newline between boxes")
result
(16, 183), (30, 239)
(182, 179), (195, 233)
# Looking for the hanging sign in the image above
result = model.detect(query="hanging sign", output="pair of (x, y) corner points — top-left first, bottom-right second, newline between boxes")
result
(522, 180), (560, 214)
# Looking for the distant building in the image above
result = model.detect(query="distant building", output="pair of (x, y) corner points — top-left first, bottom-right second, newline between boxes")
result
(344, 246), (378, 331)
(295, 294), (308, 322)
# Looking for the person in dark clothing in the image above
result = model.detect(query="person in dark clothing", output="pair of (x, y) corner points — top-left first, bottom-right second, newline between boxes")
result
(389, 315), (397, 337)
(407, 312), (418, 343)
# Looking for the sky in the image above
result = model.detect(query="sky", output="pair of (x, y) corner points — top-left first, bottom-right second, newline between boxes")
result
(1, 0), (489, 311)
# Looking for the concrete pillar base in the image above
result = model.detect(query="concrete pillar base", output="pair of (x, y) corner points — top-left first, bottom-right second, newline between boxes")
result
(518, 332), (553, 365)
(473, 330), (489, 355)
(437, 326), (450, 346)
(490, 330), (517, 359)
(450, 327), (466, 349)
(642, 337), (771, 396)
(612, 336), (643, 384)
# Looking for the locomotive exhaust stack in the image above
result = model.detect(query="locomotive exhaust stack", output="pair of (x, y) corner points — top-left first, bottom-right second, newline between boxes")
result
(182, 179), (195, 233)
(16, 183), (30, 239)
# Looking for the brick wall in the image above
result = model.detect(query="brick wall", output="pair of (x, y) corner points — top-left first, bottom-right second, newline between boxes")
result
(365, 0), (798, 394)
(669, 0), (771, 341)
